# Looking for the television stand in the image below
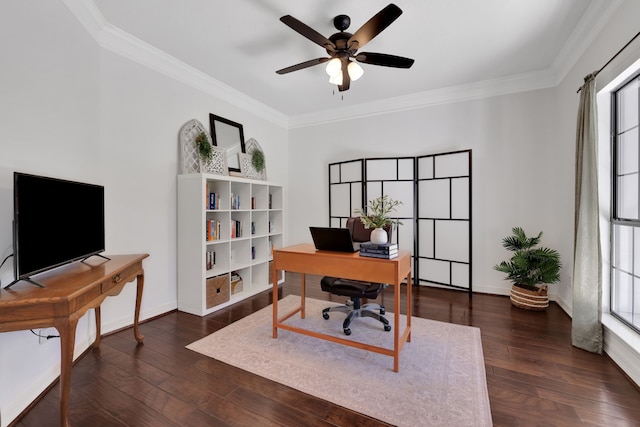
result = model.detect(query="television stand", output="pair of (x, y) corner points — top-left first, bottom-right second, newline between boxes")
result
(82, 253), (111, 263)
(0, 253), (148, 427)
(3, 277), (46, 289)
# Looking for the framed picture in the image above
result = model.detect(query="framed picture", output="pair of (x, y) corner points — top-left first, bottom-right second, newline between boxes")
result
(209, 114), (245, 173)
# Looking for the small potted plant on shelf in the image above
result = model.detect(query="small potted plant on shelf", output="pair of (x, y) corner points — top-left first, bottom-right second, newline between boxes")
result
(494, 226), (562, 311)
(251, 149), (265, 174)
(195, 132), (212, 162)
(354, 195), (402, 244)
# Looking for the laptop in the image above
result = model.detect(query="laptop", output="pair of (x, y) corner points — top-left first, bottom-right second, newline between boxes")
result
(309, 226), (361, 252)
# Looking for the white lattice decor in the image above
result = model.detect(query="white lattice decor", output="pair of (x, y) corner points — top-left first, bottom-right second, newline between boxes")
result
(179, 119), (228, 176)
(201, 146), (228, 175)
(239, 153), (260, 179)
(243, 138), (266, 180)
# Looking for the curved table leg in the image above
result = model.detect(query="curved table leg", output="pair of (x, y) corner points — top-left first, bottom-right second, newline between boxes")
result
(93, 306), (101, 347)
(134, 273), (145, 343)
(54, 315), (79, 427)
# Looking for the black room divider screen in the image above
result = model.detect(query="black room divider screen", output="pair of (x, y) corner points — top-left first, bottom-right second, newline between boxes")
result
(328, 149), (472, 296)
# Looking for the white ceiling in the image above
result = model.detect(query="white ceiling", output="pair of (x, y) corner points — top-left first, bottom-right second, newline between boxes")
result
(91, 0), (615, 122)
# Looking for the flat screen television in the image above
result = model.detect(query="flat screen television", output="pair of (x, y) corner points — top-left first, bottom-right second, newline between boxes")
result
(8, 172), (105, 288)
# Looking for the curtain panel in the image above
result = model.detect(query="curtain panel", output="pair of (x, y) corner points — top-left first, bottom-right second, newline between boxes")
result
(572, 73), (603, 354)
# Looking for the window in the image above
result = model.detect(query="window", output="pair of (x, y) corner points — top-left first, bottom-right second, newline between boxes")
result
(611, 75), (640, 331)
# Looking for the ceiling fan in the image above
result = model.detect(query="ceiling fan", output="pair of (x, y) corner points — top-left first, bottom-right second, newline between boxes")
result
(276, 3), (414, 92)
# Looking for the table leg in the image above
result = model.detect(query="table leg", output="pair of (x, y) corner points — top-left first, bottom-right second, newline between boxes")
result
(54, 315), (79, 427)
(93, 306), (101, 347)
(133, 273), (145, 343)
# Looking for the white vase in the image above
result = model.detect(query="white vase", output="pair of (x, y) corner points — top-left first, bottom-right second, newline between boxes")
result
(370, 227), (388, 244)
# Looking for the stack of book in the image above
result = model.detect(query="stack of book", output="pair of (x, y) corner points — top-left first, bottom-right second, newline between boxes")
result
(359, 242), (398, 259)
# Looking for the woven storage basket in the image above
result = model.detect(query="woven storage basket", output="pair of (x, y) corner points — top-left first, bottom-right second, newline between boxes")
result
(510, 284), (549, 311)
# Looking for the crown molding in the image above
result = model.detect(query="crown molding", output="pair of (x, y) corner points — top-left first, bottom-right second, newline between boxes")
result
(551, 0), (624, 84)
(62, 0), (289, 129)
(64, 0), (621, 130)
(288, 69), (558, 128)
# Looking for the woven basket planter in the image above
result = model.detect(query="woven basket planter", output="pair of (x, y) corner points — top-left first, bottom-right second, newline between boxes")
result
(510, 284), (549, 311)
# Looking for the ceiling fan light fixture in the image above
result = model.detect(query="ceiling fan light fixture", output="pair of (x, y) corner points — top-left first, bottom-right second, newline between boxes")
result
(348, 61), (364, 81)
(329, 73), (343, 86)
(325, 58), (342, 76)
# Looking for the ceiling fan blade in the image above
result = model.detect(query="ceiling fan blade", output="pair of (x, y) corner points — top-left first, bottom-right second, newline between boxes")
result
(347, 4), (402, 50)
(339, 57), (350, 91)
(276, 57), (329, 75)
(280, 15), (336, 51)
(355, 52), (414, 68)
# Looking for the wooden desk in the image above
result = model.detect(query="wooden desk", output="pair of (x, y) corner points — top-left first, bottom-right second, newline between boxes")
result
(0, 253), (148, 427)
(272, 244), (411, 372)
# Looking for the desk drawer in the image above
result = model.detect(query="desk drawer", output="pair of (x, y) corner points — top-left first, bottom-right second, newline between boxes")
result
(101, 263), (141, 294)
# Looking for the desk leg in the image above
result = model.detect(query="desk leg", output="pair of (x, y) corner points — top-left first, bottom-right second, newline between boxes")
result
(300, 273), (306, 319)
(54, 315), (79, 427)
(272, 267), (279, 338)
(394, 281), (400, 372)
(407, 273), (412, 342)
(133, 273), (145, 343)
(93, 306), (101, 347)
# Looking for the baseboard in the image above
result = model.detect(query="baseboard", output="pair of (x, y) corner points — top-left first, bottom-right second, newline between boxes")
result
(602, 314), (640, 388)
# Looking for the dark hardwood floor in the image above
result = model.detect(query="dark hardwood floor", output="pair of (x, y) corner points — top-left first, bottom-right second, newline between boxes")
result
(13, 273), (640, 426)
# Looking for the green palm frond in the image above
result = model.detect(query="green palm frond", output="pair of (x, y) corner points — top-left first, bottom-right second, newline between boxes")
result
(494, 227), (561, 287)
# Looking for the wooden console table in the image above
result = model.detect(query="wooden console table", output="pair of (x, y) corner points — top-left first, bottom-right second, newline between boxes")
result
(0, 253), (148, 427)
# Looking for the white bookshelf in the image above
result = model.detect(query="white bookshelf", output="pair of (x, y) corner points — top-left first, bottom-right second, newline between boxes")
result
(177, 173), (284, 316)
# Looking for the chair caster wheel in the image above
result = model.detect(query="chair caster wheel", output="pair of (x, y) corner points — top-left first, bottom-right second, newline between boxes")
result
(343, 328), (352, 336)
(322, 312), (330, 320)
(384, 325), (391, 332)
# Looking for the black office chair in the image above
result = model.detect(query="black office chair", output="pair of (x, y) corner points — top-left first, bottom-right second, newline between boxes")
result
(321, 217), (392, 335)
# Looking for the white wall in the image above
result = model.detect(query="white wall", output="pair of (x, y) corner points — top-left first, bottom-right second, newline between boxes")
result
(0, 2), (288, 425)
(0, 2), (100, 424)
(288, 88), (567, 299)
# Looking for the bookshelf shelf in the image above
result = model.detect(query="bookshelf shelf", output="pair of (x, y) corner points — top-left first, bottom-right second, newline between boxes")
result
(178, 173), (285, 316)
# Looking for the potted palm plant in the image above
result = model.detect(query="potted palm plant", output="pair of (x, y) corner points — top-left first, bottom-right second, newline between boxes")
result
(353, 195), (402, 244)
(494, 227), (561, 310)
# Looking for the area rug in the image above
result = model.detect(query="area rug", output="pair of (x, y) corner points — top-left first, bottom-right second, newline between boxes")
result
(187, 295), (492, 426)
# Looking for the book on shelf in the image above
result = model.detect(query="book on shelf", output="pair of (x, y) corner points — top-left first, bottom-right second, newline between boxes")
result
(359, 251), (398, 259)
(206, 188), (220, 210)
(230, 193), (241, 210)
(231, 219), (243, 238)
(206, 250), (216, 270)
(206, 219), (221, 241)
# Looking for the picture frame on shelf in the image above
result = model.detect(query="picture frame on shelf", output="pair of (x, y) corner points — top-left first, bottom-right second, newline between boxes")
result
(209, 114), (245, 174)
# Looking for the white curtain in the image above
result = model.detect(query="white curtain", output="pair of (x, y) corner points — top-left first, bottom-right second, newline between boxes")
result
(572, 73), (603, 354)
